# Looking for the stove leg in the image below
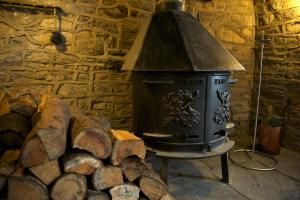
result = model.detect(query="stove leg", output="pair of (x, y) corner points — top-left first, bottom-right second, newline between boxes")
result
(221, 152), (229, 184)
(160, 157), (169, 185)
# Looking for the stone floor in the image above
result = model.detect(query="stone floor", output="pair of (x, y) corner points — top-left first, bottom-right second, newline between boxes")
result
(147, 134), (300, 200)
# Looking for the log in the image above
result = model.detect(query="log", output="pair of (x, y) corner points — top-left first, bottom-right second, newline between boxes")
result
(0, 149), (20, 177)
(50, 173), (87, 200)
(10, 167), (24, 178)
(160, 193), (175, 200)
(21, 134), (50, 168)
(122, 157), (161, 182)
(10, 93), (38, 117)
(110, 130), (146, 166)
(0, 131), (24, 148)
(92, 165), (123, 190)
(71, 106), (112, 159)
(139, 176), (168, 200)
(0, 112), (31, 133)
(86, 190), (110, 200)
(0, 93), (10, 117)
(8, 176), (48, 200)
(109, 183), (140, 200)
(35, 96), (70, 160)
(63, 153), (103, 175)
(29, 159), (61, 185)
(0, 176), (6, 191)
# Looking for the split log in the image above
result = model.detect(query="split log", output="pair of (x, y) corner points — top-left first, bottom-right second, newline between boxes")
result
(0, 149), (20, 177)
(109, 183), (140, 200)
(86, 190), (110, 200)
(8, 176), (48, 200)
(63, 153), (103, 175)
(21, 134), (50, 168)
(29, 159), (61, 185)
(92, 165), (123, 190)
(50, 173), (87, 200)
(110, 130), (146, 166)
(35, 96), (70, 160)
(0, 112), (31, 133)
(160, 193), (175, 200)
(0, 176), (6, 191)
(71, 106), (112, 159)
(122, 157), (161, 182)
(139, 176), (168, 200)
(0, 131), (24, 148)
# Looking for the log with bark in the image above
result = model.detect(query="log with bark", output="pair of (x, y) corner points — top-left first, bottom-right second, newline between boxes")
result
(63, 153), (103, 175)
(109, 183), (140, 200)
(29, 159), (61, 185)
(92, 165), (123, 190)
(139, 176), (168, 200)
(109, 130), (146, 166)
(70, 106), (112, 159)
(8, 176), (48, 200)
(122, 157), (161, 182)
(50, 173), (87, 200)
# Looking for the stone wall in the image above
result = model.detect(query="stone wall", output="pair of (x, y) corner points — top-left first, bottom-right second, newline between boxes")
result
(0, 0), (156, 129)
(189, 0), (256, 135)
(253, 0), (300, 152)
(0, 0), (256, 133)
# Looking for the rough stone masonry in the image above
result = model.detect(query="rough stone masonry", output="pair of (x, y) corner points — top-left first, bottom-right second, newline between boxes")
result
(253, 0), (300, 152)
(0, 1), (256, 139)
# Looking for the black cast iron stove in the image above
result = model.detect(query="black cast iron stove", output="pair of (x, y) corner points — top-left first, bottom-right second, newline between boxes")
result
(122, 0), (244, 152)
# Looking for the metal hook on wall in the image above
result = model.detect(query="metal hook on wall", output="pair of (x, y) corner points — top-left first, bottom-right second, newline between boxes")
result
(50, 7), (62, 45)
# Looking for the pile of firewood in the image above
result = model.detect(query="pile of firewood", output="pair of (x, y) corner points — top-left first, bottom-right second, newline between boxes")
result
(0, 91), (175, 200)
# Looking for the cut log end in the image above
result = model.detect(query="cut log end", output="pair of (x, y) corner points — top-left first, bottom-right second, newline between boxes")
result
(50, 173), (87, 200)
(8, 176), (48, 200)
(110, 130), (146, 166)
(92, 166), (123, 191)
(21, 136), (50, 168)
(109, 183), (140, 200)
(73, 129), (112, 159)
(29, 159), (61, 185)
(63, 153), (103, 175)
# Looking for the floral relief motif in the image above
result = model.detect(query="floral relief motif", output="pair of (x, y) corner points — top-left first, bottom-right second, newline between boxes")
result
(162, 90), (200, 128)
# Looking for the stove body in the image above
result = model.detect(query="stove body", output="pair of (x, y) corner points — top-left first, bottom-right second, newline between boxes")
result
(122, 0), (244, 151)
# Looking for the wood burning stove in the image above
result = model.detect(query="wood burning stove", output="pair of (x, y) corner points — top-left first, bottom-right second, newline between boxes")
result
(122, 0), (244, 151)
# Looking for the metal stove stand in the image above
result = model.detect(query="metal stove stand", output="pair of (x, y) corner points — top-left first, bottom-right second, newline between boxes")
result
(147, 140), (234, 185)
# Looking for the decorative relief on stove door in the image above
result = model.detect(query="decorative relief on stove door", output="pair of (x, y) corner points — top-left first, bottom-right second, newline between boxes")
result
(162, 90), (200, 128)
(214, 89), (231, 125)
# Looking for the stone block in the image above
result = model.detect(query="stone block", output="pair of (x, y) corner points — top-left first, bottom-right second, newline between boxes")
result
(92, 19), (119, 35)
(128, 0), (154, 12)
(113, 103), (132, 116)
(99, 5), (128, 19)
(93, 84), (112, 95)
(119, 21), (140, 49)
(218, 28), (246, 43)
(93, 102), (112, 112)
(74, 34), (104, 56)
(58, 84), (89, 98)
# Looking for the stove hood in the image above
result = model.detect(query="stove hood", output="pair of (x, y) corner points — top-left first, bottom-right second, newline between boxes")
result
(122, 0), (245, 72)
